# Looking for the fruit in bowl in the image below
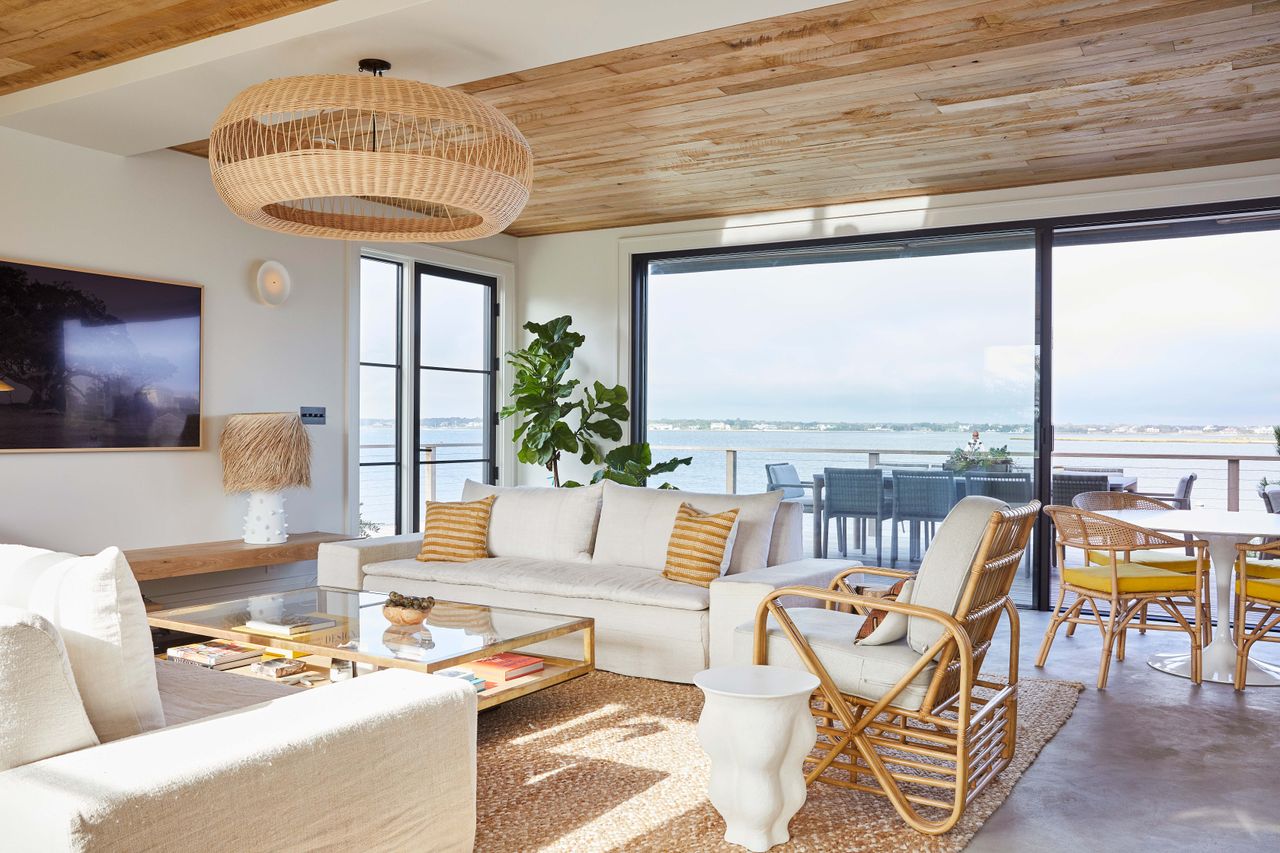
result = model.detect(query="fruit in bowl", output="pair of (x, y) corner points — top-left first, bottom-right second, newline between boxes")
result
(383, 592), (435, 625)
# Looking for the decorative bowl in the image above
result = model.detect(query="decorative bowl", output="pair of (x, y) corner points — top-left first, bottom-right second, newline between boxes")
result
(383, 604), (431, 625)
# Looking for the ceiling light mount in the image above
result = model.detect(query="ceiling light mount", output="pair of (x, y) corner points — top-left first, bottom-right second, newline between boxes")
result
(207, 59), (532, 242)
(357, 58), (391, 76)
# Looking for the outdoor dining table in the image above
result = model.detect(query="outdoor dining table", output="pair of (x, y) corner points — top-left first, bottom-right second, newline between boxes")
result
(808, 471), (1136, 559)
(1103, 508), (1280, 686)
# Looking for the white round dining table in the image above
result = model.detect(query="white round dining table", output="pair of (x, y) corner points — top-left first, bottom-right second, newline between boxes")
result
(1103, 508), (1280, 686)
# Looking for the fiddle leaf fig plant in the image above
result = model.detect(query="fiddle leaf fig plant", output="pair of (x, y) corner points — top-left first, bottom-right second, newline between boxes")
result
(500, 315), (691, 488)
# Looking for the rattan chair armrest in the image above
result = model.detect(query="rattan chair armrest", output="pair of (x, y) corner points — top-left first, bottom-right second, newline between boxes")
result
(757, 585), (973, 658)
(830, 565), (914, 588)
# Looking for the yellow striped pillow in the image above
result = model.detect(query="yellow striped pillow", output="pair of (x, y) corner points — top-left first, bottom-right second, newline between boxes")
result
(662, 502), (741, 587)
(416, 495), (497, 563)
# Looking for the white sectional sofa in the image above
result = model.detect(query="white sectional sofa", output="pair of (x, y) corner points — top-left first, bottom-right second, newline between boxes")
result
(318, 480), (855, 682)
(0, 544), (477, 853)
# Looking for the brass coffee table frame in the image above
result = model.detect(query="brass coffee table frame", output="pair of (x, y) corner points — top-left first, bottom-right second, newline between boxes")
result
(149, 590), (595, 711)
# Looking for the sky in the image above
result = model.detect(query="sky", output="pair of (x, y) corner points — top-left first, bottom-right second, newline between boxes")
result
(646, 230), (1280, 426)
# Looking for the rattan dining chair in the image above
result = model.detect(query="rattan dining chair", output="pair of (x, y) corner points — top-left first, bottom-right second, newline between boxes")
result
(1037, 506), (1207, 688)
(1233, 539), (1280, 689)
(822, 467), (890, 564)
(890, 469), (955, 567)
(746, 496), (1039, 835)
(1071, 491), (1208, 641)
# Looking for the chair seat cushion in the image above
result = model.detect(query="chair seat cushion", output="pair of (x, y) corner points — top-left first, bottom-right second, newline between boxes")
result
(1239, 577), (1280, 603)
(1088, 549), (1200, 572)
(1063, 563), (1197, 594)
(1088, 550), (1280, 577)
(735, 607), (936, 711)
(364, 556), (711, 611)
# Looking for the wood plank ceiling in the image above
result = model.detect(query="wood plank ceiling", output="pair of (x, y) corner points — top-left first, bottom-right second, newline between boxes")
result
(0, 0), (332, 96)
(90, 1), (1280, 235)
(466, 0), (1280, 235)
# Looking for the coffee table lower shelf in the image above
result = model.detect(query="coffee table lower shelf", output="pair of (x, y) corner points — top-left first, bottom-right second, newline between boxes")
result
(475, 655), (593, 711)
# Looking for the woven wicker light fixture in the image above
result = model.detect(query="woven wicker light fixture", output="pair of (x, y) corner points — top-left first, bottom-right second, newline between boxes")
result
(208, 59), (532, 242)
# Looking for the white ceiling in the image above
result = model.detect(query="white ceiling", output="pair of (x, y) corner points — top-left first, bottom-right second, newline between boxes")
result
(0, 0), (824, 156)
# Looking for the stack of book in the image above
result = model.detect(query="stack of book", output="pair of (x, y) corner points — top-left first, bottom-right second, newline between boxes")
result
(167, 639), (261, 670)
(466, 652), (544, 683)
(436, 668), (491, 693)
(239, 612), (338, 637)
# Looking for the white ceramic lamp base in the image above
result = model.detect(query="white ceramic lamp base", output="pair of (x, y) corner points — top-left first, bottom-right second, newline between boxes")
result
(243, 491), (288, 544)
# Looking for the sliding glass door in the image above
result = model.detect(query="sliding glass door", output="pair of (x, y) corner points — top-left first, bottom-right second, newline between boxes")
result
(636, 231), (1042, 606)
(358, 257), (498, 534)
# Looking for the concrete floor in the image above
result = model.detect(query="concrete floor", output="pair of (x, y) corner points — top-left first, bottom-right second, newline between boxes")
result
(968, 610), (1280, 852)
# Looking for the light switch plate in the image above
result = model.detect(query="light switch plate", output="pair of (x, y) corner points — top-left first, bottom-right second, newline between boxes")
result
(300, 406), (326, 426)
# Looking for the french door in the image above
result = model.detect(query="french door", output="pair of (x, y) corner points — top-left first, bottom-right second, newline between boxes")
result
(357, 256), (498, 535)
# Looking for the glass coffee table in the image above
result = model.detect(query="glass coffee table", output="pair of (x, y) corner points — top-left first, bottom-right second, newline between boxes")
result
(148, 587), (595, 711)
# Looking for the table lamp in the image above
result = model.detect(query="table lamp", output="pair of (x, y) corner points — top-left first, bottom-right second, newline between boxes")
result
(220, 412), (312, 544)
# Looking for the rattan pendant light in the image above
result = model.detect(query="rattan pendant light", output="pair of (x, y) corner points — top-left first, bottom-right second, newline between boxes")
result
(208, 59), (532, 242)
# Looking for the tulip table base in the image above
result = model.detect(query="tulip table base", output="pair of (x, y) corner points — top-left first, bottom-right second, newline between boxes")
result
(1146, 533), (1280, 686)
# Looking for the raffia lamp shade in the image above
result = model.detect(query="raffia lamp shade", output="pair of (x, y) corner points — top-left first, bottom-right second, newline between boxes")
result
(208, 74), (532, 242)
(220, 413), (312, 544)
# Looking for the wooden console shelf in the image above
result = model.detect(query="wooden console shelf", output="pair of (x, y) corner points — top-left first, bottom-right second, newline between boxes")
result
(124, 532), (350, 582)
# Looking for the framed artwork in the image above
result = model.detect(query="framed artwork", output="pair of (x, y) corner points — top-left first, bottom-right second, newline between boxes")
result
(0, 258), (202, 452)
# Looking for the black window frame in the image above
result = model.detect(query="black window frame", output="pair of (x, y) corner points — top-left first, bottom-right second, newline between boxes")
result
(411, 261), (501, 530)
(630, 196), (1280, 610)
(357, 256), (405, 535)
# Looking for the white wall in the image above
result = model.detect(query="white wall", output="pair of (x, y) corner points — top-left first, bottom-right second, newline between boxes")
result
(514, 160), (1280, 485)
(0, 125), (515, 555)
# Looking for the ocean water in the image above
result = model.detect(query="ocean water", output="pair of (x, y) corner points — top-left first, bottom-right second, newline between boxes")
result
(358, 425), (1280, 532)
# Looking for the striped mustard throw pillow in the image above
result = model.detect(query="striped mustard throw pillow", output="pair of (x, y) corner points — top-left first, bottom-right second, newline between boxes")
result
(416, 494), (497, 563)
(662, 502), (741, 587)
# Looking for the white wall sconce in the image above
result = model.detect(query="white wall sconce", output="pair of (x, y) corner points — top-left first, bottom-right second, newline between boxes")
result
(255, 260), (292, 306)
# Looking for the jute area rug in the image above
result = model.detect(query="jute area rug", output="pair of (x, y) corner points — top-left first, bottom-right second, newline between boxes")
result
(475, 672), (1081, 852)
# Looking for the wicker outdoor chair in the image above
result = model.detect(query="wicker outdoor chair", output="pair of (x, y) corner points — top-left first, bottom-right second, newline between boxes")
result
(890, 469), (955, 567)
(1233, 539), (1280, 689)
(1037, 506), (1207, 688)
(746, 496), (1039, 834)
(822, 467), (889, 563)
(1050, 472), (1109, 506)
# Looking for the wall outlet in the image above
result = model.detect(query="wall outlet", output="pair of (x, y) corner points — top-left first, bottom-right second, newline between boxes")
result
(300, 406), (326, 426)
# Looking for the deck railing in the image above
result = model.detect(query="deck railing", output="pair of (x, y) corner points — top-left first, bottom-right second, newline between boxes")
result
(651, 444), (1280, 512)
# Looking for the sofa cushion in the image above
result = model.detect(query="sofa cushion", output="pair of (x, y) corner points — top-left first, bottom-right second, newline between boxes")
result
(155, 659), (296, 727)
(364, 556), (710, 611)
(0, 545), (165, 742)
(662, 503), (740, 587)
(737, 607), (936, 710)
(461, 480), (602, 562)
(0, 606), (100, 772)
(592, 481), (782, 575)
(907, 496), (1005, 654)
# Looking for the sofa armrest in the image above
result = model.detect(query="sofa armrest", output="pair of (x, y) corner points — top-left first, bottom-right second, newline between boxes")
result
(0, 670), (476, 852)
(317, 533), (423, 590)
(709, 558), (861, 668)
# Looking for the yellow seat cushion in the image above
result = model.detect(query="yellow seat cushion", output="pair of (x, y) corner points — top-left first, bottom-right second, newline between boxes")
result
(1088, 550), (1280, 577)
(1063, 563), (1197, 594)
(1238, 577), (1280, 602)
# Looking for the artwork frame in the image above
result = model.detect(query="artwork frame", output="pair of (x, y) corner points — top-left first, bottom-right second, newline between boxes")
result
(0, 256), (203, 453)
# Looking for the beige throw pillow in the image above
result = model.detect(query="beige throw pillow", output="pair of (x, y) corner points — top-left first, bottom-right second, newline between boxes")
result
(0, 545), (165, 742)
(0, 606), (99, 771)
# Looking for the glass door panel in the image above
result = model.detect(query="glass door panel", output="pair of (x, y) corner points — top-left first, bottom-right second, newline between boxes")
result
(415, 263), (497, 520)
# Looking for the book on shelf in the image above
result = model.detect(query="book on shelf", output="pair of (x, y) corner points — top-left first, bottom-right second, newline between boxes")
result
(166, 639), (261, 670)
(241, 611), (338, 636)
(250, 658), (307, 679)
(466, 652), (544, 683)
(437, 668), (492, 693)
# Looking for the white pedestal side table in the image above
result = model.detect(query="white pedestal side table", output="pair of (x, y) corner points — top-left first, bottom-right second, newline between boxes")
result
(693, 665), (820, 852)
